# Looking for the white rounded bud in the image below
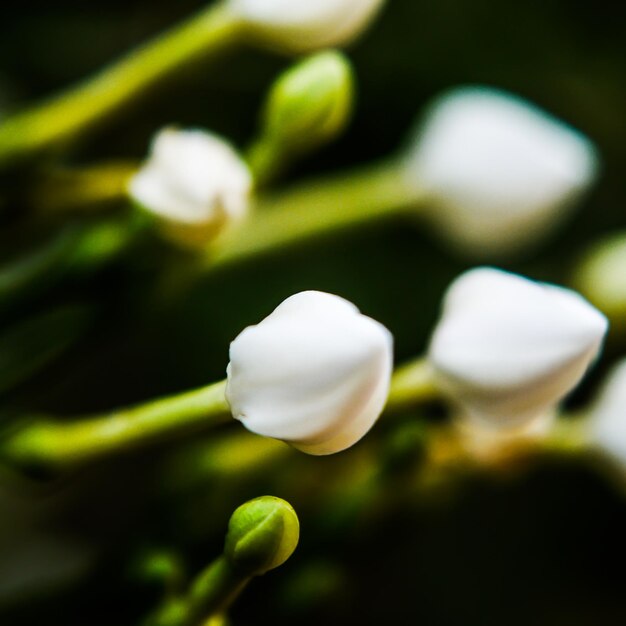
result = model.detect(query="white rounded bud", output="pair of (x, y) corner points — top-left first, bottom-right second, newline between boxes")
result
(229, 0), (386, 53)
(589, 359), (626, 468)
(405, 87), (599, 257)
(129, 128), (252, 247)
(226, 291), (393, 455)
(428, 268), (608, 430)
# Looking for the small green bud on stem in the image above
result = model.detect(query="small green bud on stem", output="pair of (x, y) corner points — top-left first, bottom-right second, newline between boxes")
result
(224, 496), (300, 576)
(263, 51), (354, 153)
(248, 51), (354, 184)
(145, 497), (299, 626)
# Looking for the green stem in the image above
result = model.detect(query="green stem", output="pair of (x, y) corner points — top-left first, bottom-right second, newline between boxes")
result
(183, 556), (249, 626)
(20, 159), (419, 293)
(145, 557), (247, 626)
(0, 3), (243, 168)
(386, 357), (440, 413)
(0, 355), (436, 475)
(245, 136), (285, 189)
(27, 161), (137, 213)
(2, 380), (230, 471)
(541, 415), (590, 458)
(207, 159), (422, 269)
(0, 356), (440, 473)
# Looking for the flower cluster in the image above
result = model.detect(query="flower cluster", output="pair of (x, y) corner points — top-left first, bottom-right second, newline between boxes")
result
(225, 270), (607, 455)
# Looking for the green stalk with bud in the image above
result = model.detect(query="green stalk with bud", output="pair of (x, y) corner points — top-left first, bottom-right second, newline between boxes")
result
(0, 356), (435, 474)
(145, 497), (299, 626)
(0, 1), (387, 170)
(247, 50), (355, 186)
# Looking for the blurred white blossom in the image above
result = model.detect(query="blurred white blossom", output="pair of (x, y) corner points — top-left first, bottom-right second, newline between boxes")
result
(574, 232), (626, 329)
(229, 0), (386, 53)
(589, 358), (626, 468)
(405, 87), (599, 257)
(428, 267), (608, 430)
(226, 291), (393, 455)
(129, 128), (252, 247)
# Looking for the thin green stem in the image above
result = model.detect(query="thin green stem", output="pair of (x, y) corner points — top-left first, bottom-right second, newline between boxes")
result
(145, 556), (248, 626)
(540, 415), (590, 458)
(27, 161), (138, 214)
(207, 159), (421, 269)
(0, 357), (440, 473)
(20, 159), (419, 294)
(244, 136), (285, 189)
(0, 3), (243, 168)
(183, 556), (249, 626)
(2, 380), (230, 471)
(386, 357), (440, 413)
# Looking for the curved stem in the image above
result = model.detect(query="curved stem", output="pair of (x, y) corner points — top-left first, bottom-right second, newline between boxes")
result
(145, 556), (247, 626)
(540, 415), (590, 458)
(27, 161), (138, 214)
(386, 357), (440, 413)
(0, 356), (441, 473)
(0, 3), (243, 168)
(2, 380), (230, 471)
(208, 159), (421, 269)
(245, 136), (285, 189)
(183, 556), (249, 626)
(20, 159), (420, 294)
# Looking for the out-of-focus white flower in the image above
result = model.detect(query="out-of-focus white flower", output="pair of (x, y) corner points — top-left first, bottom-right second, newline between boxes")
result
(574, 232), (626, 330)
(129, 128), (252, 247)
(589, 359), (626, 467)
(428, 267), (608, 430)
(405, 87), (599, 257)
(229, 0), (386, 53)
(226, 291), (393, 455)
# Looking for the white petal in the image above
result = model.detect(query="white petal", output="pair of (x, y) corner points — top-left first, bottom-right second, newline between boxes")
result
(226, 291), (393, 454)
(129, 128), (252, 230)
(429, 268), (608, 428)
(589, 359), (626, 467)
(230, 0), (386, 52)
(405, 87), (599, 256)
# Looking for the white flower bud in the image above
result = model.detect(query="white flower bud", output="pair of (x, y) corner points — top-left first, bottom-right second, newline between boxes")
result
(229, 0), (386, 53)
(428, 268), (608, 430)
(589, 359), (626, 467)
(573, 232), (626, 331)
(226, 291), (393, 455)
(405, 87), (599, 257)
(129, 128), (252, 248)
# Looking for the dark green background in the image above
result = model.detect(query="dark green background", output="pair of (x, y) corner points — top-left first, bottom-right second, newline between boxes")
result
(0, 1), (625, 624)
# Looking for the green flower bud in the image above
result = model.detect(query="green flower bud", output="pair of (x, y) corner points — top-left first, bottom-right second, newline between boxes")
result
(224, 496), (299, 576)
(262, 51), (354, 155)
